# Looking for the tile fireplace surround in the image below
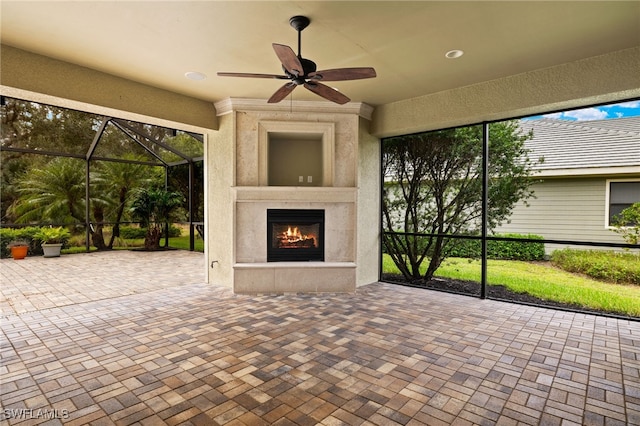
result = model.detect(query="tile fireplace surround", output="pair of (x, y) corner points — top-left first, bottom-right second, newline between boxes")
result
(208, 99), (380, 294)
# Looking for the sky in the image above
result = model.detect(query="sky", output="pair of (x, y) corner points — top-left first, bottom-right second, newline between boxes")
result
(527, 100), (640, 121)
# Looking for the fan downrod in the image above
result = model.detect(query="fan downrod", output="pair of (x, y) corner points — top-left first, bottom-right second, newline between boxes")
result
(289, 15), (310, 32)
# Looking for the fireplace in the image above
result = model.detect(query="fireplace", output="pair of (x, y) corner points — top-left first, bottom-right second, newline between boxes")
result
(267, 209), (325, 262)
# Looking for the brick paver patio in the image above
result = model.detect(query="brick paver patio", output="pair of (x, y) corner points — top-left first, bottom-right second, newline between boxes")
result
(1, 251), (639, 425)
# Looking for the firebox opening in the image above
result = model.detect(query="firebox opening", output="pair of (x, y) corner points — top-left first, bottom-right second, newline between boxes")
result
(267, 209), (325, 262)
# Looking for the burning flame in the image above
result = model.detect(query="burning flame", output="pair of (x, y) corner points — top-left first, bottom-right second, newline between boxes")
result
(277, 225), (317, 248)
(282, 226), (303, 242)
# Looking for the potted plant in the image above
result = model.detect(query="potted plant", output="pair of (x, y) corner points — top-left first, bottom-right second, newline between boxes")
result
(8, 239), (30, 260)
(34, 227), (71, 258)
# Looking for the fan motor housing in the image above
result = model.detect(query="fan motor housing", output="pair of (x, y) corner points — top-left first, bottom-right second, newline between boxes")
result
(283, 57), (317, 84)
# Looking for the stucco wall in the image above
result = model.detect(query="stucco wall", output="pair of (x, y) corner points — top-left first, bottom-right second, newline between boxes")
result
(0, 45), (217, 131)
(356, 117), (381, 286)
(371, 47), (640, 138)
(205, 114), (235, 288)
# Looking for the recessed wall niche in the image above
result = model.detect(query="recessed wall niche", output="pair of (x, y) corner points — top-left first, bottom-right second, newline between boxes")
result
(268, 133), (322, 186)
(258, 121), (334, 187)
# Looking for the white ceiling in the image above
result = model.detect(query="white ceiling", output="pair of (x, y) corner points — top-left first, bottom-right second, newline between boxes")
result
(1, 1), (639, 107)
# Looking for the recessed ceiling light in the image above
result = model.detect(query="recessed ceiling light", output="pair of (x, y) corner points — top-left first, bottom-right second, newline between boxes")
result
(445, 50), (464, 59)
(185, 71), (207, 81)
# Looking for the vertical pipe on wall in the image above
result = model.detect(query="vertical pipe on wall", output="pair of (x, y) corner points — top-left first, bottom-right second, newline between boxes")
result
(481, 122), (489, 299)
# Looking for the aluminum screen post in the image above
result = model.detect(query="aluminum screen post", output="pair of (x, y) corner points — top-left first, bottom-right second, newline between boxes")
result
(189, 161), (195, 251)
(481, 122), (489, 299)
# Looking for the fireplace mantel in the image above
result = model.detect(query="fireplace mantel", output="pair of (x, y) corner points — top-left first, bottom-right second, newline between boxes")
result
(234, 187), (356, 203)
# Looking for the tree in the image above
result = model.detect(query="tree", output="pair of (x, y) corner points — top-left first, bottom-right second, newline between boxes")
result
(92, 158), (163, 249)
(382, 121), (541, 283)
(167, 161), (204, 221)
(1, 98), (98, 154)
(8, 157), (88, 224)
(1, 98), (99, 220)
(131, 188), (184, 250)
(612, 202), (640, 245)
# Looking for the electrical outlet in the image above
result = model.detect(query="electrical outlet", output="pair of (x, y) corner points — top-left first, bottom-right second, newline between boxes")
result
(307, 176), (312, 183)
(299, 176), (304, 183)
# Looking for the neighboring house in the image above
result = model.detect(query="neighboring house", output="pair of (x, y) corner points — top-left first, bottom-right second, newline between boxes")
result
(496, 117), (640, 253)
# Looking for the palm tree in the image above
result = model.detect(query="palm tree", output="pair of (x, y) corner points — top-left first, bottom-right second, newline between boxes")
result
(8, 157), (87, 224)
(92, 157), (162, 248)
(131, 188), (184, 250)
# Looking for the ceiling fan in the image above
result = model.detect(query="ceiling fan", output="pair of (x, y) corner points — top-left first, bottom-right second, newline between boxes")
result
(217, 16), (376, 105)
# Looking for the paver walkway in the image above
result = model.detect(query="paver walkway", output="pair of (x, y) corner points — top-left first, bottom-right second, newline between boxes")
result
(1, 251), (639, 425)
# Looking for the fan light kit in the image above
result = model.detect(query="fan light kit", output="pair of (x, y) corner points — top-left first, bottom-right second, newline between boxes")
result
(217, 15), (376, 105)
(445, 50), (464, 59)
(185, 71), (207, 81)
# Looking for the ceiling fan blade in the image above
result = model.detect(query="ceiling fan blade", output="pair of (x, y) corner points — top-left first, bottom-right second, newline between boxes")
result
(308, 67), (377, 81)
(272, 43), (303, 76)
(304, 82), (350, 105)
(268, 82), (297, 103)
(217, 72), (287, 79)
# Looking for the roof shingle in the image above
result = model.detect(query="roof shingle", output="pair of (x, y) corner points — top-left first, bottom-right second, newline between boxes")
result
(517, 116), (640, 173)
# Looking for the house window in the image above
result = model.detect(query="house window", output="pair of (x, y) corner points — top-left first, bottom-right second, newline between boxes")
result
(607, 180), (640, 226)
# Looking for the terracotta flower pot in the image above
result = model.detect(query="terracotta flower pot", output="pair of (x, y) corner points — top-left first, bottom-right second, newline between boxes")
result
(10, 246), (28, 260)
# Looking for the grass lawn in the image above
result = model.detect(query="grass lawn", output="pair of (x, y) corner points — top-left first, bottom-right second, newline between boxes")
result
(168, 235), (204, 252)
(122, 235), (205, 252)
(62, 235), (205, 253)
(383, 255), (640, 317)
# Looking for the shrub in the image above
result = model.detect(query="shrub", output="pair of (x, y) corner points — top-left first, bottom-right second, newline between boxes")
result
(551, 249), (640, 285)
(67, 234), (88, 248)
(120, 225), (181, 240)
(489, 234), (546, 260)
(168, 225), (182, 238)
(0, 227), (42, 258)
(447, 233), (545, 261)
(612, 202), (640, 244)
(120, 226), (147, 239)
